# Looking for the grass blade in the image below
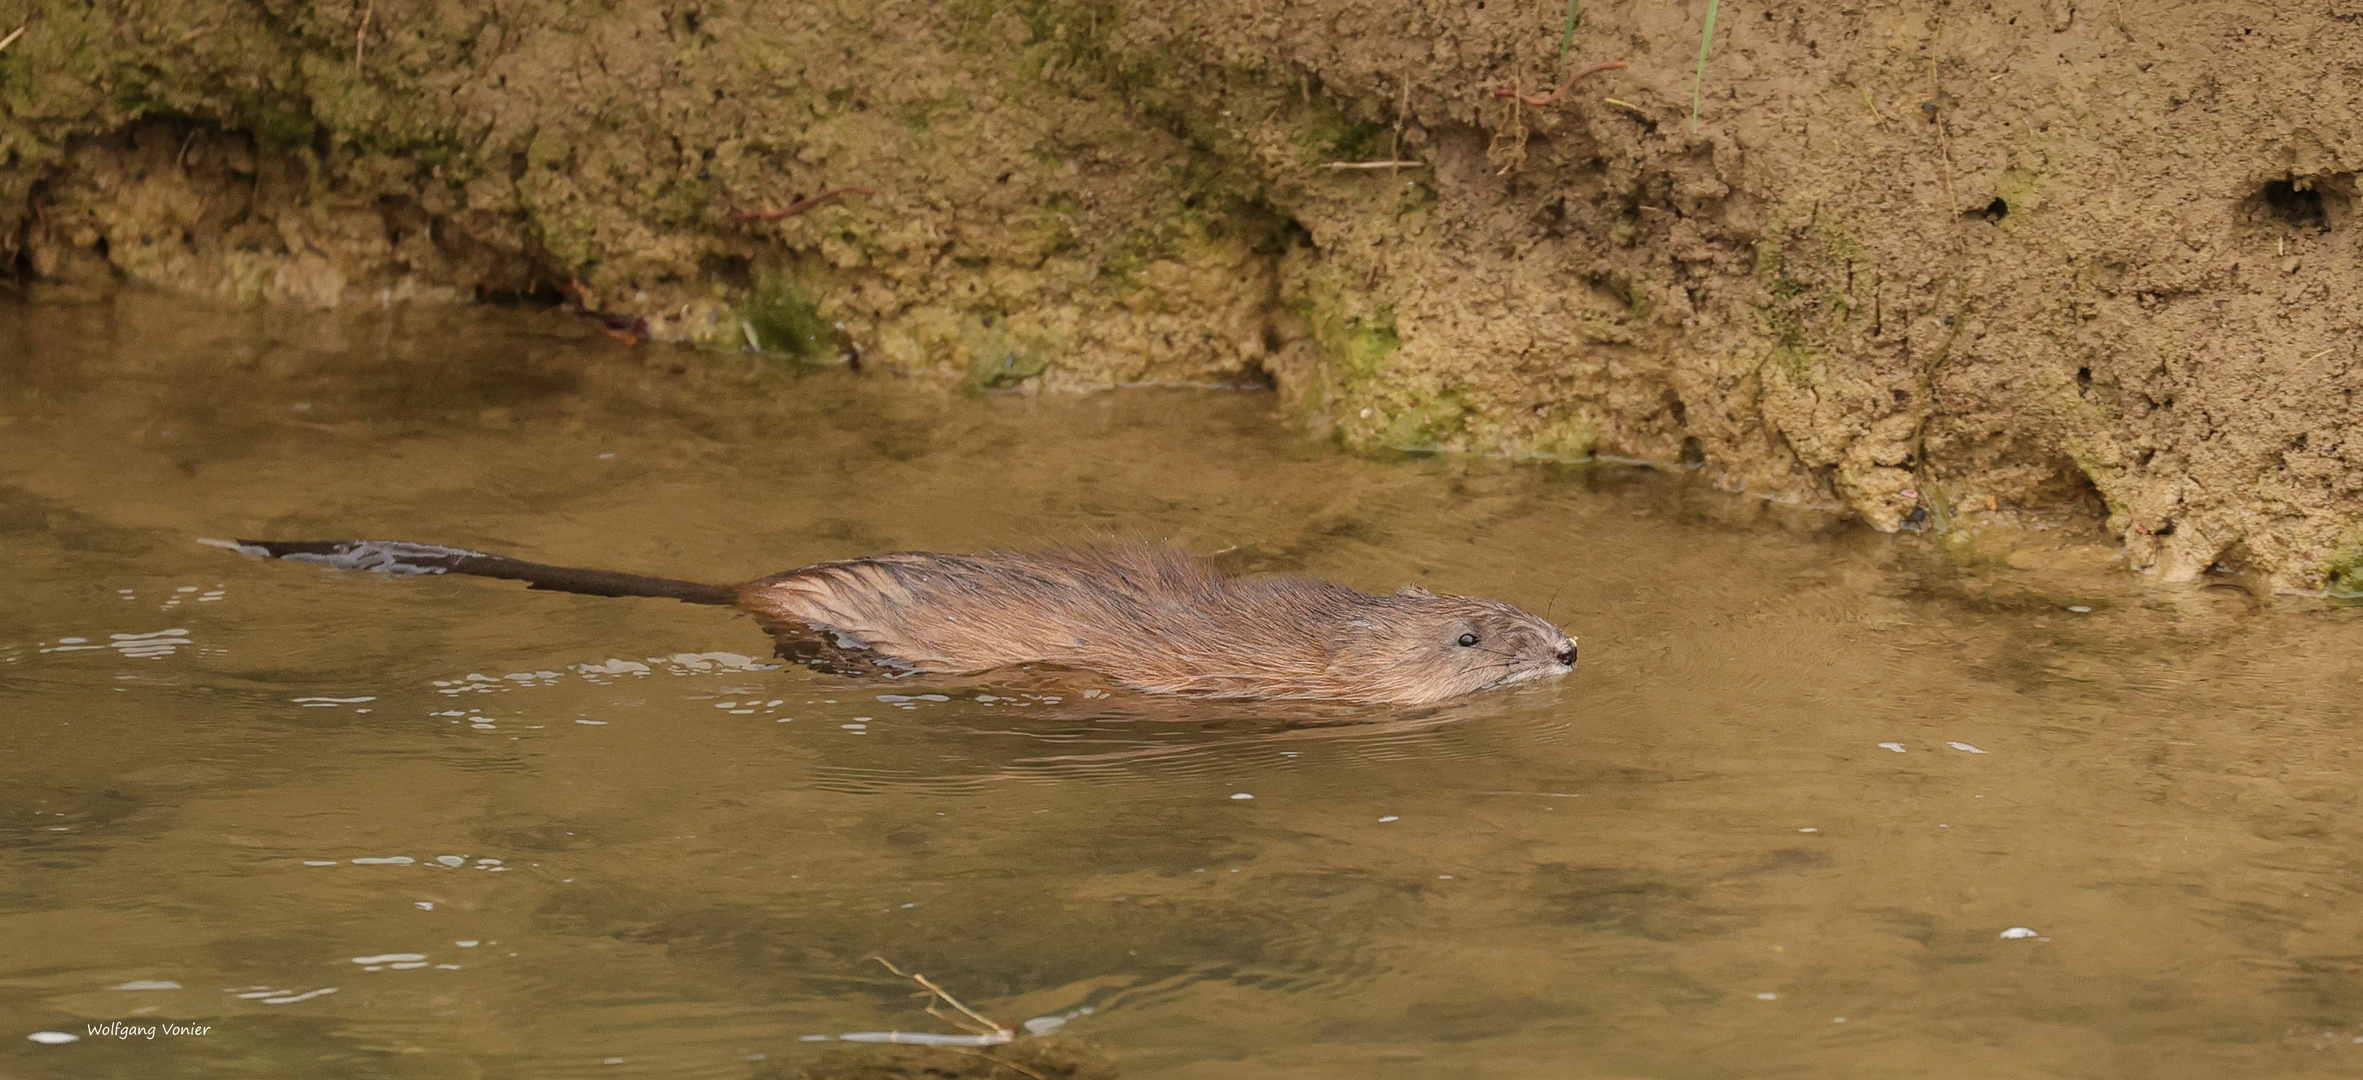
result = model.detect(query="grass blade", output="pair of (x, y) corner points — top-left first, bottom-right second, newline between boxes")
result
(1689, 0), (1721, 133)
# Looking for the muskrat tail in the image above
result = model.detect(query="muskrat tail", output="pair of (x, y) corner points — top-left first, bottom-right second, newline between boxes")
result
(201, 538), (739, 605)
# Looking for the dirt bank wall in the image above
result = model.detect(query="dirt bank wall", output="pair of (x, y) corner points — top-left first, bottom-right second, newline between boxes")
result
(3, 1), (2358, 591)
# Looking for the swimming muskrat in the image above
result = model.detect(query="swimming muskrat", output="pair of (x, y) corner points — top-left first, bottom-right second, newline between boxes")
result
(208, 539), (1578, 704)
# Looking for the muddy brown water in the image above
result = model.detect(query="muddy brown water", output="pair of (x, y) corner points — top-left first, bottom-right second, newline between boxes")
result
(2, 293), (2360, 1080)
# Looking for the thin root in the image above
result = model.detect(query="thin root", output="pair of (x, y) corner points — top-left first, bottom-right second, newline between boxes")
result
(0, 26), (25, 53)
(1492, 60), (1627, 107)
(1324, 160), (1427, 171)
(731, 186), (877, 222)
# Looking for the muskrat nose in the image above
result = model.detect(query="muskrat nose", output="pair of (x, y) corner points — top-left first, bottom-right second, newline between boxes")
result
(1555, 641), (1577, 666)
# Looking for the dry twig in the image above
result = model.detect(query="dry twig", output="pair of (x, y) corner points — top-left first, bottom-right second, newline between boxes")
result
(868, 955), (1008, 1037)
(0, 26), (26, 53)
(354, 1), (373, 72)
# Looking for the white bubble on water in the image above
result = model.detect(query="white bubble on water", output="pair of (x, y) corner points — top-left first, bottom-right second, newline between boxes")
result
(260, 987), (337, 1004)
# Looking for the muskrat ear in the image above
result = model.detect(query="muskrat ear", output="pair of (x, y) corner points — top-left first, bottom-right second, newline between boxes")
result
(1396, 584), (1435, 598)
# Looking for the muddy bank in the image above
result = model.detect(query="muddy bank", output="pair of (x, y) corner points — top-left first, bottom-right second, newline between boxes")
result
(2, 2), (2358, 590)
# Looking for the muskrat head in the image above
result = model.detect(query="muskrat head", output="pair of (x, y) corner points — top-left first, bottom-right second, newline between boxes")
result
(1327, 586), (1579, 704)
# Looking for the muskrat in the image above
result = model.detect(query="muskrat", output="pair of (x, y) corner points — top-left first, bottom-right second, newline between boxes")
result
(207, 539), (1578, 704)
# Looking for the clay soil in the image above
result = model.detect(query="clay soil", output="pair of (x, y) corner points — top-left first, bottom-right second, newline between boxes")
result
(2, 1), (2358, 590)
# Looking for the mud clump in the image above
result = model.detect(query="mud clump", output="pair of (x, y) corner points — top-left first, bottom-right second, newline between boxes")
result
(3, 2), (2359, 591)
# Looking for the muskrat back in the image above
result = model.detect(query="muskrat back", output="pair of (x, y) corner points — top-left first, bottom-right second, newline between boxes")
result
(215, 539), (1577, 704)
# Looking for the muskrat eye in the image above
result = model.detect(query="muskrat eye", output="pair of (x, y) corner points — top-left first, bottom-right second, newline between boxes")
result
(1456, 633), (1479, 647)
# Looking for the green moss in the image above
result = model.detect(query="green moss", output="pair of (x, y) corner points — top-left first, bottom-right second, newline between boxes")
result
(1992, 170), (2045, 218)
(1098, 230), (1160, 284)
(743, 272), (834, 359)
(1300, 294), (1474, 451)
(897, 95), (961, 133)
(1368, 387), (1470, 450)
(1524, 417), (1599, 463)
(245, 98), (319, 151)
(1013, 212), (1079, 265)
(2329, 545), (2363, 600)
(1096, 186), (1254, 288)
(968, 346), (1049, 389)
(1300, 102), (1390, 163)
(1752, 212), (1874, 383)
(1609, 211), (1640, 246)
(1753, 237), (1810, 379)
(1299, 293), (1398, 382)
(962, 310), (1053, 389)
(962, 1), (1129, 86)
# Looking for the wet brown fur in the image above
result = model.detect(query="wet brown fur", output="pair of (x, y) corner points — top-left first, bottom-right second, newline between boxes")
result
(223, 539), (1577, 704)
(739, 544), (1576, 704)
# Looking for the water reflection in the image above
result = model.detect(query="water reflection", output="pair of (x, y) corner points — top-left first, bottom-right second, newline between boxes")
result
(2, 292), (2362, 1079)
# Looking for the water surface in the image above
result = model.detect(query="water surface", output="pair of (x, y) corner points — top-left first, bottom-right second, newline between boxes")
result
(3, 293), (2360, 1079)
